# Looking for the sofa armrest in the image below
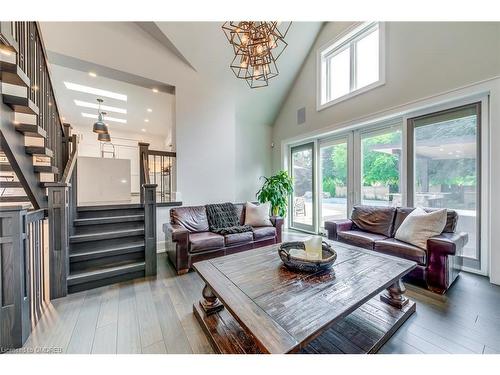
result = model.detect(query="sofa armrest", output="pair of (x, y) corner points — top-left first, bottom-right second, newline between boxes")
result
(271, 216), (284, 243)
(169, 224), (190, 274)
(427, 232), (469, 256)
(324, 219), (353, 240)
(171, 223), (189, 243)
(425, 232), (468, 294)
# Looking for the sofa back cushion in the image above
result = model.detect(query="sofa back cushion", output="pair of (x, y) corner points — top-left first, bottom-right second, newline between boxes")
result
(170, 206), (209, 232)
(234, 203), (246, 225)
(350, 205), (396, 237)
(392, 207), (457, 236)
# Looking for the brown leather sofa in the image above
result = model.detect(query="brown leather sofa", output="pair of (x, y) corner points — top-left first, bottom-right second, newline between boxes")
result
(325, 205), (468, 294)
(166, 203), (283, 275)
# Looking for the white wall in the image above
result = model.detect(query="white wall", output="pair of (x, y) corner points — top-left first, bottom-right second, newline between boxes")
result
(272, 22), (500, 283)
(273, 22), (500, 167)
(40, 22), (271, 206)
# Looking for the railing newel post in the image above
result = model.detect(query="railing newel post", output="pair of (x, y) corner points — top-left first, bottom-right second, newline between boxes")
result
(143, 183), (158, 277)
(46, 182), (70, 299)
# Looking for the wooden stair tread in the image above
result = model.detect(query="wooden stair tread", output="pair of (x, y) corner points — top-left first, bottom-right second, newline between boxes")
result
(0, 59), (30, 87)
(0, 196), (31, 202)
(34, 165), (58, 174)
(3, 94), (39, 115)
(25, 146), (53, 157)
(67, 261), (145, 286)
(0, 181), (22, 188)
(69, 228), (145, 243)
(15, 123), (47, 139)
(0, 163), (14, 172)
(77, 203), (143, 211)
(69, 241), (145, 262)
(73, 214), (145, 226)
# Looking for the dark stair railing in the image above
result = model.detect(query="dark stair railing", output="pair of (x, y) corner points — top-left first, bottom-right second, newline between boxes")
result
(139, 142), (176, 204)
(0, 22), (76, 351)
(0, 208), (48, 350)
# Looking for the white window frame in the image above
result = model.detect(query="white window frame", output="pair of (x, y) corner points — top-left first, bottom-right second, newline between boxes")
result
(317, 22), (386, 111)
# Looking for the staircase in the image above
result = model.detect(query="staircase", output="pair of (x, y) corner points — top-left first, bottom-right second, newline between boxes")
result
(0, 138), (57, 207)
(0, 22), (64, 209)
(1, 21), (158, 298)
(67, 204), (148, 293)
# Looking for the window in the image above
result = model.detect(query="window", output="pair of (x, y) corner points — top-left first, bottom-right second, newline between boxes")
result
(361, 126), (402, 207)
(408, 103), (481, 268)
(318, 22), (384, 109)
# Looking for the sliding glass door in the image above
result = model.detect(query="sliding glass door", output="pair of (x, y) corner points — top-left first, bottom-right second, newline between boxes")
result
(319, 137), (350, 228)
(360, 126), (403, 207)
(408, 103), (481, 268)
(290, 143), (316, 232)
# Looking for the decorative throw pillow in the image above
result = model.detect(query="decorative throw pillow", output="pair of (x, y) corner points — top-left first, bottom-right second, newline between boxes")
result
(244, 202), (272, 227)
(395, 207), (447, 249)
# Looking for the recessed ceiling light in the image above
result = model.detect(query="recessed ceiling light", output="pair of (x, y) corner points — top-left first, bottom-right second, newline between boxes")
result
(81, 112), (127, 124)
(147, 108), (152, 113)
(152, 88), (159, 93)
(88, 72), (97, 77)
(144, 119), (149, 123)
(74, 100), (127, 114)
(141, 128), (146, 132)
(64, 82), (127, 101)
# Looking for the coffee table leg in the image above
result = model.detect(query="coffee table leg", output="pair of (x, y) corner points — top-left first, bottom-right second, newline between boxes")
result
(380, 279), (409, 309)
(199, 284), (224, 315)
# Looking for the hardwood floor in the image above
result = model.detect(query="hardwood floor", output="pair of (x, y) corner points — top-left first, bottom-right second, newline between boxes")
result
(16, 232), (500, 354)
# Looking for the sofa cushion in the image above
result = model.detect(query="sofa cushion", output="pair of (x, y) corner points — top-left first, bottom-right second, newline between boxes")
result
(171, 206), (209, 232)
(234, 203), (246, 225)
(245, 201), (272, 227)
(252, 226), (276, 241)
(337, 230), (388, 250)
(393, 207), (457, 236)
(374, 238), (427, 265)
(395, 207), (447, 249)
(224, 231), (254, 246)
(189, 232), (224, 253)
(351, 205), (396, 237)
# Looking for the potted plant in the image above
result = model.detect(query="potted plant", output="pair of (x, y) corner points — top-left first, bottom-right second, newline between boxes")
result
(256, 170), (294, 217)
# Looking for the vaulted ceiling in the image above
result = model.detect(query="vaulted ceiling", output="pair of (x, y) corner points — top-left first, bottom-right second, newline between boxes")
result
(41, 21), (323, 131)
(152, 22), (323, 125)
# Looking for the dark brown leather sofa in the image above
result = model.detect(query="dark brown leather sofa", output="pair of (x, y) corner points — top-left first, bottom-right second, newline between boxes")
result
(325, 205), (468, 294)
(166, 203), (283, 275)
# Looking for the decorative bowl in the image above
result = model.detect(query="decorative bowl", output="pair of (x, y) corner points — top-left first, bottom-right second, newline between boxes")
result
(278, 241), (337, 273)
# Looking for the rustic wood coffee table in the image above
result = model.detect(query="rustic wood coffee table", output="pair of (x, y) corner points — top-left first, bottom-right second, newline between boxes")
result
(193, 241), (417, 354)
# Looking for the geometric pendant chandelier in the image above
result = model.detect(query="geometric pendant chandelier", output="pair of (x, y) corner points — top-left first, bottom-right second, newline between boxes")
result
(222, 22), (292, 88)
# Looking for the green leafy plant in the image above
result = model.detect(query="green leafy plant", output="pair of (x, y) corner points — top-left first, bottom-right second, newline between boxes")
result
(256, 170), (294, 217)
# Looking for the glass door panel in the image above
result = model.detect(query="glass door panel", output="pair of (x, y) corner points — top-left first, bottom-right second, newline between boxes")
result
(320, 138), (349, 228)
(360, 127), (402, 207)
(290, 143), (315, 232)
(409, 104), (480, 264)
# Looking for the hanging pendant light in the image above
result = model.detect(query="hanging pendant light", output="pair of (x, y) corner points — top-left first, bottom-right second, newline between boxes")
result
(98, 132), (111, 142)
(93, 99), (109, 134)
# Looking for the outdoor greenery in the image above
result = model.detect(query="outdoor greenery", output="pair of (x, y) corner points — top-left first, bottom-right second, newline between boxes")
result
(361, 131), (401, 193)
(256, 170), (294, 217)
(289, 116), (478, 206)
(318, 117), (477, 200)
(320, 131), (402, 198)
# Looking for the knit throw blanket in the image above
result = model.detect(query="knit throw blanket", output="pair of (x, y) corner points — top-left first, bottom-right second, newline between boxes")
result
(205, 203), (252, 235)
